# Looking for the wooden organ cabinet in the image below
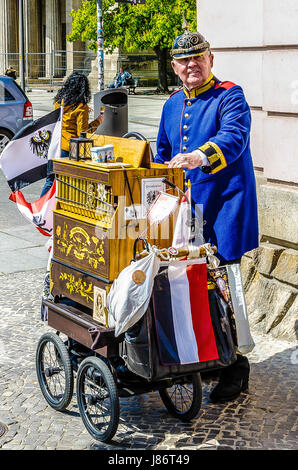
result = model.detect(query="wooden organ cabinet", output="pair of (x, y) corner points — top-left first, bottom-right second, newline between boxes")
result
(50, 135), (184, 326)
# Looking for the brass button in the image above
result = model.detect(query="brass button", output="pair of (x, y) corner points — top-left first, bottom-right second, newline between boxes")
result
(183, 136), (188, 142)
(183, 146), (187, 151)
(184, 113), (189, 118)
(187, 101), (192, 106)
(183, 125), (188, 130)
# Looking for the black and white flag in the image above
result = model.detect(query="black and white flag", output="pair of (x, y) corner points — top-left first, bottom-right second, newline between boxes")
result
(0, 107), (62, 191)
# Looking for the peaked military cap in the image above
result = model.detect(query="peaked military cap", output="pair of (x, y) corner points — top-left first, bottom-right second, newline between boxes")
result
(171, 14), (210, 59)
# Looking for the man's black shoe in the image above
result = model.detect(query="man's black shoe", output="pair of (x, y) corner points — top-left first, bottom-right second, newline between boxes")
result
(209, 355), (250, 403)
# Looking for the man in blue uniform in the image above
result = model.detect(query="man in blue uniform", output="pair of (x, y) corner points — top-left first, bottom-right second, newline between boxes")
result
(155, 24), (259, 402)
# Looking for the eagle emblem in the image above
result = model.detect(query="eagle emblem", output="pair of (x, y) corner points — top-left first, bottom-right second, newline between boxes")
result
(30, 129), (52, 159)
(32, 214), (52, 234)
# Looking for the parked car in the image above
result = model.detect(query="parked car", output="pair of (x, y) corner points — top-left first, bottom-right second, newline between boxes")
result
(0, 76), (33, 153)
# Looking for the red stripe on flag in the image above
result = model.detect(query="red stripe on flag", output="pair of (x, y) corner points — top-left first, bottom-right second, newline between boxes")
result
(32, 178), (56, 213)
(186, 263), (219, 362)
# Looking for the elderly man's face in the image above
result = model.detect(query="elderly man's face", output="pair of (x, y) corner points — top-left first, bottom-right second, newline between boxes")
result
(171, 51), (214, 91)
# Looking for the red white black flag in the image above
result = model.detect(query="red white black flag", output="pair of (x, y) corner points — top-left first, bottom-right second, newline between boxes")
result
(152, 259), (219, 365)
(8, 180), (56, 237)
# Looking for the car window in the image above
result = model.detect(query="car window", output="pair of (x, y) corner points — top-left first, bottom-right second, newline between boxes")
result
(0, 83), (15, 102)
(13, 81), (29, 100)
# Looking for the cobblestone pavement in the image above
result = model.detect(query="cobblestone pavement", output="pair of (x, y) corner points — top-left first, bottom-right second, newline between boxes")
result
(0, 269), (297, 451)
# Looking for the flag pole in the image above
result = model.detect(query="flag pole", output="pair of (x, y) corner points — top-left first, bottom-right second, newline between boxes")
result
(19, 0), (26, 91)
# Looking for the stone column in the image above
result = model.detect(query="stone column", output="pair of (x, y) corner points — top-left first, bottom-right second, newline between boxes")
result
(45, 0), (62, 77)
(65, 0), (88, 78)
(0, 0), (18, 74)
(24, 0), (41, 78)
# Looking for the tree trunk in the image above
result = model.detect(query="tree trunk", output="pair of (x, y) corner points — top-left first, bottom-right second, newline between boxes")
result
(154, 45), (169, 93)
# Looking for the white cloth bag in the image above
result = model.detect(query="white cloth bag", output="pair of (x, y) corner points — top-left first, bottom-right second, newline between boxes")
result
(107, 249), (160, 337)
(225, 264), (255, 354)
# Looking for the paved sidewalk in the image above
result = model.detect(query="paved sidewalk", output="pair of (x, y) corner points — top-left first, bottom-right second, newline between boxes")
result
(0, 172), (47, 275)
(0, 269), (297, 451)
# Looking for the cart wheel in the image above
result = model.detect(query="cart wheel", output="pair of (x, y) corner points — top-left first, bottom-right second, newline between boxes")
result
(159, 373), (202, 421)
(76, 356), (120, 443)
(35, 332), (74, 411)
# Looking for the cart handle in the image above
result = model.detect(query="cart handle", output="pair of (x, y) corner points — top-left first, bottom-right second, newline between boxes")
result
(132, 237), (150, 261)
(134, 245), (217, 261)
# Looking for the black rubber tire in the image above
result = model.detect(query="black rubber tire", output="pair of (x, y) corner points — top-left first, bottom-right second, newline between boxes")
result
(0, 128), (13, 153)
(159, 373), (202, 421)
(76, 356), (120, 443)
(35, 332), (74, 411)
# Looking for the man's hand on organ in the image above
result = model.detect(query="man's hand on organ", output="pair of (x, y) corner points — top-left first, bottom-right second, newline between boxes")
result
(165, 150), (204, 169)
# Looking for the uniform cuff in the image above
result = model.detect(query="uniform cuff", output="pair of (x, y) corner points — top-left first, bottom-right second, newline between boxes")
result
(191, 149), (210, 167)
(197, 141), (227, 174)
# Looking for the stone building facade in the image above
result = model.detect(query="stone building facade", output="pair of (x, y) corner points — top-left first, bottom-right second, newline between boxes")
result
(0, 0), (120, 85)
(197, 0), (298, 342)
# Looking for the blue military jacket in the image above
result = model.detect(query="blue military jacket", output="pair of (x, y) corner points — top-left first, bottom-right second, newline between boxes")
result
(155, 74), (259, 262)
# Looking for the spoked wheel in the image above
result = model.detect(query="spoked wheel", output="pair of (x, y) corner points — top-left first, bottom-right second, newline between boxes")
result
(35, 332), (74, 411)
(76, 357), (120, 442)
(159, 373), (202, 421)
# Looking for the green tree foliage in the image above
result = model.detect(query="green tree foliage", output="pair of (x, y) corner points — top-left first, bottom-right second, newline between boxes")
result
(67, 0), (197, 92)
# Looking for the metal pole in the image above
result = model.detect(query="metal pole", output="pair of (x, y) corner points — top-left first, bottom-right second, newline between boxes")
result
(50, 50), (54, 92)
(97, 0), (104, 91)
(19, 0), (25, 90)
(25, 53), (31, 92)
